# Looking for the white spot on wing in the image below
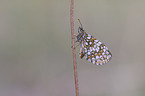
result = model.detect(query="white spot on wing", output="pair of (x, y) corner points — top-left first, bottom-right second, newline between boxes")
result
(106, 51), (109, 55)
(94, 40), (99, 42)
(92, 60), (95, 64)
(94, 44), (97, 48)
(97, 43), (100, 46)
(89, 42), (92, 45)
(88, 52), (91, 55)
(88, 34), (91, 37)
(98, 42), (102, 45)
(92, 48), (95, 51)
(84, 49), (87, 53)
(89, 47), (92, 52)
(87, 36), (91, 39)
(96, 47), (99, 52)
(96, 56), (99, 59)
(102, 52), (105, 55)
(85, 42), (88, 45)
(103, 49), (106, 52)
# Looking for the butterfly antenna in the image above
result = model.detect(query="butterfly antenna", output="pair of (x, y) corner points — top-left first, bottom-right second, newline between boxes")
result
(78, 19), (83, 28)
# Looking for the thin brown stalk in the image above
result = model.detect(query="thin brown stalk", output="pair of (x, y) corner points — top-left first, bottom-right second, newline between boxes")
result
(70, 0), (79, 96)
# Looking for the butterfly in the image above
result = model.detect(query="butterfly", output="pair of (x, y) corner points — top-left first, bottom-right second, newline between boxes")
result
(76, 19), (112, 65)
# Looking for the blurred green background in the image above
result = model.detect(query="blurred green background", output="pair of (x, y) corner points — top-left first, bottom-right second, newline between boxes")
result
(0, 0), (145, 96)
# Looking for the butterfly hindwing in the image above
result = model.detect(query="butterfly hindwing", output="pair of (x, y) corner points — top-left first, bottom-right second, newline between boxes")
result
(81, 32), (112, 65)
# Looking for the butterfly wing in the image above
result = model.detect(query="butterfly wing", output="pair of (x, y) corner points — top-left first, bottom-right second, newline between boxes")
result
(80, 32), (112, 65)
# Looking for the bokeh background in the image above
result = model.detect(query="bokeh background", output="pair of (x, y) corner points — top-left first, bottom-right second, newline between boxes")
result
(0, 0), (145, 96)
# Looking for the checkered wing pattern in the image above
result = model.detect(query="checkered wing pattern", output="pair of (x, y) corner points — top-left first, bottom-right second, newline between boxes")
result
(77, 27), (112, 65)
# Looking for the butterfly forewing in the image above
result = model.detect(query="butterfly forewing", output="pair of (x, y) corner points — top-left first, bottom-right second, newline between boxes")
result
(77, 26), (112, 65)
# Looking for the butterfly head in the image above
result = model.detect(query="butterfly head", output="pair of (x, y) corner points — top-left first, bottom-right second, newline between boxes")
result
(78, 27), (83, 33)
(76, 19), (85, 42)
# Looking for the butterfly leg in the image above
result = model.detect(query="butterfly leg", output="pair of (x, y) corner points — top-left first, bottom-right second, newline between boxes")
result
(73, 34), (77, 37)
(71, 43), (80, 48)
(71, 34), (80, 48)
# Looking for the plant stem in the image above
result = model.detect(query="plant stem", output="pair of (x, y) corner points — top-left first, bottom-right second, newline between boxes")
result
(70, 0), (79, 96)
